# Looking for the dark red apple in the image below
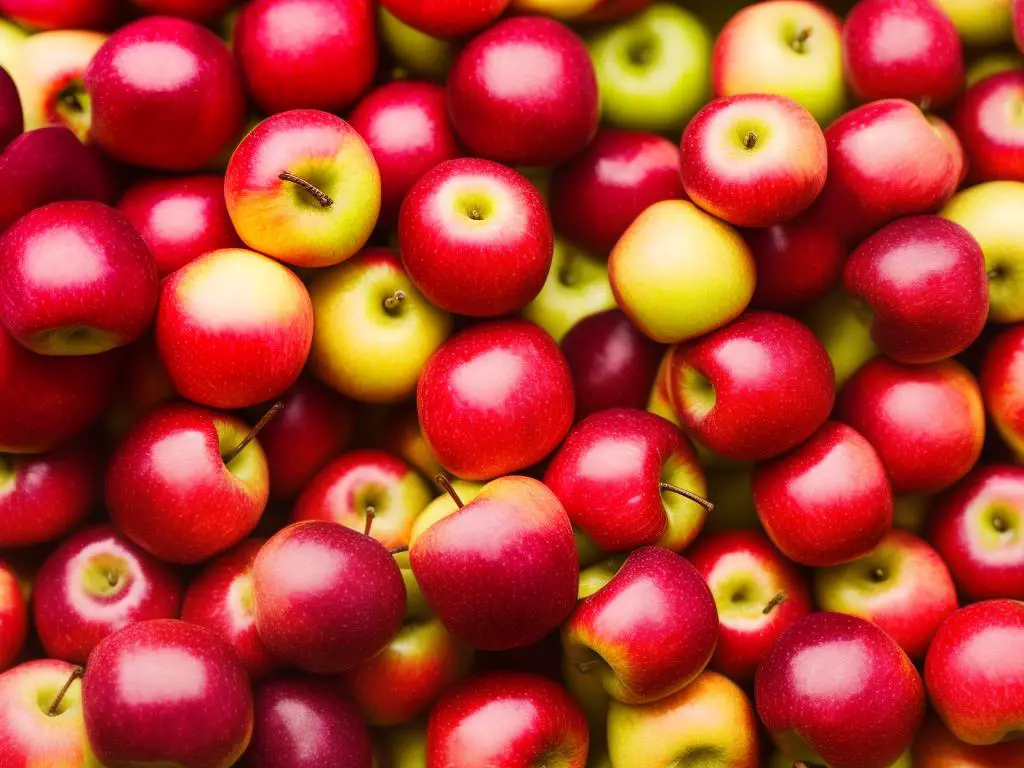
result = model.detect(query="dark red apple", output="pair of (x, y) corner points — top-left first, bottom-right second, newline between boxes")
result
(953, 71), (1024, 183)
(129, 0), (236, 23)
(0, 0), (117, 29)
(0, 67), (22, 153)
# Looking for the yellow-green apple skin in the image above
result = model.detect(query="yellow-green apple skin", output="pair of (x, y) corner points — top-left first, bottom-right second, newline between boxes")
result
(522, 238), (616, 342)
(586, 4), (712, 133)
(934, 0), (1012, 46)
(9, 30), (105, 142)
(607, 670), (760, 768)
(380, 720), (428, 768)
(409, 481), (484, 546)
(712, 0), (846, 124)
(0, 19), (27, 71)
(966, 52), (1024, 88)
(941, 181), (1024, 323)
(609, 200), (755, 344)
(379, 7), (454, 83)
(511, 0), (601, 19)
(802, 289), (879, 387)
(647, 348), (681, 425)
(309, 247), (451, 404)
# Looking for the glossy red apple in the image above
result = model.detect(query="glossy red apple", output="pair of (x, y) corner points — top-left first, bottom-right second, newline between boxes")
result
(837, 357), (985, 494)
(953, 71), (1024, 183)
(84, 16), (246, 170)
(129, 0), (236, 23)
(756, 612), (926, 768)
(83, 619), (253, 768)
(399, 158), (552, 317)
(913, 715), (1024, 768)
(0, 559), (27, 672)
(981, 321), (1024, 461)
(0, 0), (117, 29)
(447, 16), (599, 167)
(117, 174), (243, 275)
(381, 0), (510, 38)
(549, 129), (683, 256)
(843, 215), (988, 364)
(668, 311), (835, 461)
(417, 319), (574, 480)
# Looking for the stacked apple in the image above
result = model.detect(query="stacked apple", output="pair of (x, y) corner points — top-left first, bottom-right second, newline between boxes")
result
(1, 0), (1024, 767)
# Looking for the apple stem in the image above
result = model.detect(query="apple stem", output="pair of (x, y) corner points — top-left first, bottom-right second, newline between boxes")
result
(389, 545), (408, 555)
(48, 666), (84, 717)
(383, 290), (406, 314)
(278, 172), (334, 208)
(791, 27), (812, 53)
(576, 659), (602, 674)
(763, 592), (787, 615)
(435, 474), (464, 508)
(364, 506), (375, 537)
(659, 482), (714, 513)
(222, 401), (284, 466)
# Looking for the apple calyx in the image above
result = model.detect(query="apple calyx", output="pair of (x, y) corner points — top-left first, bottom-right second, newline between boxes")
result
(992, 514), (1010, 533)
(763, 592), (788, 615)
(222, 401), (283, 466)
(53, 81), (92, 142)
(435, 474), (465, 509)
(383, 290), (406, 315)
(743, 131), (758, 150)
(869, 567), (887, 583)
(278, 171), (334, 209)
(47, 666), (83, 717)
(659, 481), (714, 513)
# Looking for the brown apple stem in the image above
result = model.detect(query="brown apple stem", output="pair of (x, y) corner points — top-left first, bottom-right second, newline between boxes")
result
(383, 290), (406, 314)
(435, 474), (464, 508)
(364, 506), (376, 537)
(222, 401), (284, 465)
(278, 172), (334, 208)
(576, 659), (602, 674)
(659, 482), (714, 513)
(763, 592), (788, 615)
(106, 570), (119, 588)
(389, 545), (409, 555)
(48, 666), (84, 717)
(791, 27), (812, 53)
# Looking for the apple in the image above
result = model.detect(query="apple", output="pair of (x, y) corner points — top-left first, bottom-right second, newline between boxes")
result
(308, 248), (451, 404)
(378, 6), (455, 82)
(756, 612), (926, 768)
(411, 476), (578, 650)
(842, 215), (988, 364)
(0, 200), (158, 356)
(913, 714), (1024, 768)
(509, 0), (602, 19)
(0, 0), (117, 29)
(156, 248), (313, 410)
(0, 66), (20, 152)
(224, 109), (381, 268)
(801, 289), (879, 387)
(252, 520), (405, 673)
(381, 0), (510, 38)
(585, 4), (712, 133)
(941, 181), (1024, 323)
(930, 113), (968, 187)
(813, 529), (959, 659)
(521, 237), (617, 342)
(687, 529), (812, 683)
(409, 479), (484, 548)
(966, 51), (1024, 87)
(545, 408), (709, 552)
(0, 559), (26, 671)
(607, 670), (760, 768)
(32, 523), (183, 664)
(106, 402), (270, 564)
(681, 94), (827, 228)
(447, 16), (599, 167)
(426, 672), (588, 768)
(246, 675), (373, 768)
(117, 174), (244, 275)
(925, 600), (1024, 745)
(668, 312), (835, 461)
(936, 0), (1013, 46)
(83, 619), (253, 768)
(561, 309), (663, 421)
(952, 71), (1024, 184)
(929, 464), (1024, 600)
(836, 357), (985, 494)
(0, 443), (95, 547)
(712, 0), (845, 124)
(376, 404), (445, 481)
(130, 0), (237, 24)
(417, 319), (574, 480)
(85, 16), (246, 171)
(609, 199), (756, 344)
(349, 80), (460, 227)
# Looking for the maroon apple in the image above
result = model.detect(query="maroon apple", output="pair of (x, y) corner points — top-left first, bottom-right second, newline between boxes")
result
(381, 0), (510, 38)
(129, 0), (236, 23)
(0, 67), (22, 153)
(0, 559), (27, 672)
(953, 71), (1024, 183)
(0, 0), (117, 29)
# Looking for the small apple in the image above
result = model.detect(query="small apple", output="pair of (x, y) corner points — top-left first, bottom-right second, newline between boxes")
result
(935, 0), (1013, 46)
(0, 559), (27, 671)
(381, 0), (510, 38)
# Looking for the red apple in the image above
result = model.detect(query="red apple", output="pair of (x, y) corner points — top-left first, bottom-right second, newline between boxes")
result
(0, 559), (26, 671)
(680, 93), (827, 228)
(233, 0), (376, 115)
(837, 357), (985, 494)
(129, 0), (236, 23)
(925, 600), (1024, 745)
(756, 612), (926, 768)
(688, 530), (812, 683)
(381, 0), (510, 38)
(0, 61), (22, 152)
(753, 421), (893, 566)
(105, 402), (270, 565)
(0, 0), (117, 29)
(914, 715), (1024, 768)
(32, 523), (183, 664)
(398, 158), (553, 317)
(0, 443), (95, 547)
(668, 311), (835, 461)
(417, 319), (574, 480)
(410, 476), (578, 650)
(427, 671), (588, 768)
(117, 174), (243, 275)
(252, 520), (406, 673)
(953, 71), (1024, 183)
(0, 201), (157, 356)
(447, 17), (599, 167)
(843, 0), (964, 109)
(981, 324), (1024, 461)
(83, 619), (254, 768)
(103, 336), (175, 438)
(549, 128), (684, 256)
(349, 80), (460, 226)
(930, 465), (1024, 600)
(155, 248), (314, 410)
(843, 215), (988, 364)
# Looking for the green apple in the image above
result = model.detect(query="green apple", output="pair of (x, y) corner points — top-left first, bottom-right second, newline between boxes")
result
(0, 18), (27, 72)
(801, 289), (878, 387)
(609, 200), (755, 344)
(308, 248), (452, 403)
(966, 51), (1024, 88)
(941, 181), (1024, 324)
(521, 237), (616, 342)
(379, 7), (455, 83)
(934, 0), (1012, 46)
(379, 720), (427, 768)
(510, 0), (602, 19)
(586, 3), (711, 133)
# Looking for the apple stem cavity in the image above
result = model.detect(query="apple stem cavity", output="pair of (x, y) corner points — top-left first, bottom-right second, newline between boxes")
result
(48, 666), (84, 717)
(993, 515), (1009, 533)
(364, 506), (376, 537)
(278, 171), (334, 208)
(870, 567), (887, 583)
(659, 482), (714, 513)
(222, 401), (284, 466)
(383, 290), (406, 315)
(435, 474), (465, 509)
(763, 592), (788, 615)
(790, 27), (812, 54)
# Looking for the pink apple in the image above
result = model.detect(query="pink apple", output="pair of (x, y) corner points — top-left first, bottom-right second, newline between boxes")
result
(0, 559), (26, 671)
(953, 71), (1024, 183)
